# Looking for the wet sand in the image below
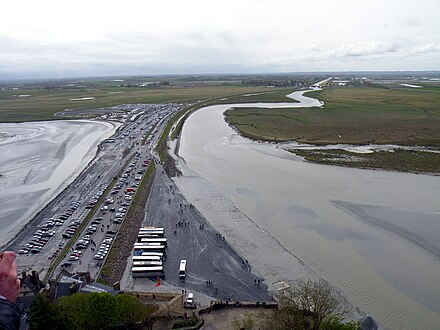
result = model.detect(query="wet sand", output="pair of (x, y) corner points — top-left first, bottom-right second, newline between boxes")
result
(0, 120), (116, 247)
(173, 91), (440, 330)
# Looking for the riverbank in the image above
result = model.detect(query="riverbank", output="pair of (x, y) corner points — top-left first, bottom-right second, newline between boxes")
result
(173, 90), (440, 330)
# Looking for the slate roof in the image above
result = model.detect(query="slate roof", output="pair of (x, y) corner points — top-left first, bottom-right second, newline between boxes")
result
(79, 282), (120, 296)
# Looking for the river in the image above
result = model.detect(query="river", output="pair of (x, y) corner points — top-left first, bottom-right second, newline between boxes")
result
(174, 90), (440, 330)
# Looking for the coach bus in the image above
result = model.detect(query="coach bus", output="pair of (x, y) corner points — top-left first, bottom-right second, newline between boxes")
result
(131, 266), (164, 278)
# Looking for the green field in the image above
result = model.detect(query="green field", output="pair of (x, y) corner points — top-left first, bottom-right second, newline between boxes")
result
(225, 86), (440, 146)
(215, 88), (299, 104)
(0, 85), (271, 122)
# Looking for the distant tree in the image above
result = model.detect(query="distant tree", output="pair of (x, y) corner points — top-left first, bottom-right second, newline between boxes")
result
(28, 294), (65, 330)
(260, 279), (352, 330)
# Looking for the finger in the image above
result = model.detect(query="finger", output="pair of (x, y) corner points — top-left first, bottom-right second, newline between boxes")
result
(9, 258), (18, 275)
(0, 251), (16, 268)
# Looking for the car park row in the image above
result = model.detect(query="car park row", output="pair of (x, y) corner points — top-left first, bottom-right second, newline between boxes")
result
(19, 200), (82, 255)
(58, 153), (151, 270)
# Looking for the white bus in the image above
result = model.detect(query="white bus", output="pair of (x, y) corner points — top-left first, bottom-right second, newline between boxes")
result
(139, 238), (167, 246)
(141, 252), (164, 258)
(179, 259), (187, 278)
(134, 246), (166, 255)
(138, 231), (164, 236)
(132, 255), (162, 262)
(131, 266), (164, 278)
(139, 227), (164, 232)
(138, 232), (164, 238)
(139, 229), (164, 232)
(139, 226), (164, 230)
(134, 242), (164, 248)
(133, 261), (162, 267)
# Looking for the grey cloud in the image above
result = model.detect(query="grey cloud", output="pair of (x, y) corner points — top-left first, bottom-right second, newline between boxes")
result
(328, 41), (400, 58)
(411, 43), (440, 54)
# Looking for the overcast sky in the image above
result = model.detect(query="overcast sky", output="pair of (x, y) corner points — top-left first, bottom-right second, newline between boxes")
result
(1, 0), (439, 78)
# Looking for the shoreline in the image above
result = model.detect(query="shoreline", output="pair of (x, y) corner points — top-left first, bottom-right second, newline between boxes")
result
(0, 119), (118, 249)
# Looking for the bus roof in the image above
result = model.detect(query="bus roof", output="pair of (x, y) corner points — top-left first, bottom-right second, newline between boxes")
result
(140, 227), (164, 231)
(133, 261), (163, 266)
(132, 266), (164, 272)
(133, 256), (162, 260)
(141, 252), (164, 256)
(133, 245), (166, 250)
(139, 238), (167, 243)
(134, 242), (163, 246)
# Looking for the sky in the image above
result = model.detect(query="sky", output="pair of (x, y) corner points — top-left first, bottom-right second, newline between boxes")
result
(1, 0), (439, 79)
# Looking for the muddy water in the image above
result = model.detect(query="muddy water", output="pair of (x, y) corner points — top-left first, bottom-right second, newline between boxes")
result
(176, 91), (440, 330)
(0, 120), (116, 247)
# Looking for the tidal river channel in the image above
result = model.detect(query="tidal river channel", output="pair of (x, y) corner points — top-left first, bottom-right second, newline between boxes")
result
(175, 91), (440, 330)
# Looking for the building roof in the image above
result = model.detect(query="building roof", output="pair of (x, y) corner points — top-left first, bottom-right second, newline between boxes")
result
(79, 282), (120, 296)
(54, 275), (83, 300)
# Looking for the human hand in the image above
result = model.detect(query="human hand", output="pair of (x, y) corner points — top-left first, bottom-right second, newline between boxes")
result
(0, 252), (20, 303)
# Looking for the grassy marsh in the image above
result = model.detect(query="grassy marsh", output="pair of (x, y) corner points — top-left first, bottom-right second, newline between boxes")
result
(292, 149), (440, 175)
(225, 87), (440, 146)
(225, 86), (440, 173)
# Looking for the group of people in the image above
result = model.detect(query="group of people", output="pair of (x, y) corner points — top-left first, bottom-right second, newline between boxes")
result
(0, 251), (20, 330)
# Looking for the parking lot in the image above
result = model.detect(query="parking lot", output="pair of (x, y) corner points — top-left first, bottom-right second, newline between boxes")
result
(122, 161), (272, 302)
(8, 104), (180, 279)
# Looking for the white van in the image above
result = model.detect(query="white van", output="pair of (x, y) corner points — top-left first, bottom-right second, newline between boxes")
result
(179, 259), (187, 278)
